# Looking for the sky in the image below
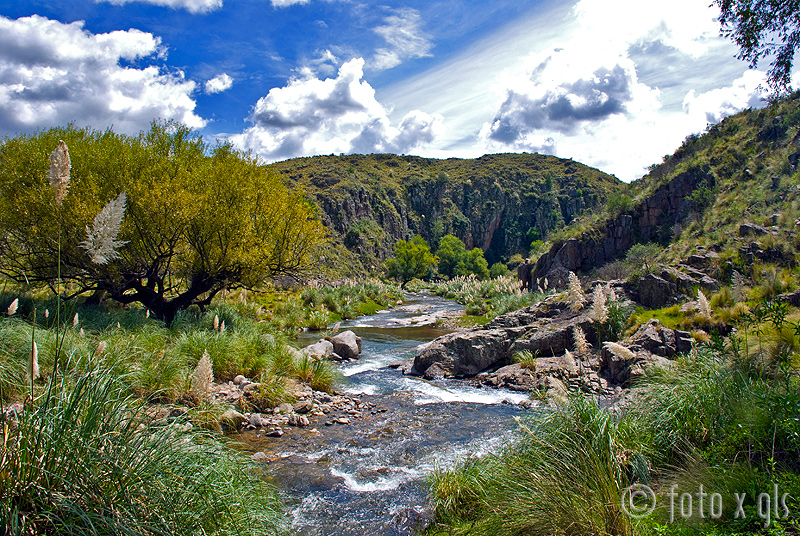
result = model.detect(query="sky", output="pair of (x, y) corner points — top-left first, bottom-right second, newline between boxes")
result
(0, 0), (789, 181)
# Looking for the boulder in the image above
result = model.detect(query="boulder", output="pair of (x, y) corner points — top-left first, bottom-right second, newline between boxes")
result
(738, 223), (769, 237)
(637, 273), (676, 308)
(302, 339), (334, 358)
(293, 399), (314, 414)
(414, 328), (510, 378)
(601, 319), (691, 385)
(330, 330), (362, 359)
(220, 409), (247, 431)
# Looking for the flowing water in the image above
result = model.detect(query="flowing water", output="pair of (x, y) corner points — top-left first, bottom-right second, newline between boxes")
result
(236, 293), (533, 535)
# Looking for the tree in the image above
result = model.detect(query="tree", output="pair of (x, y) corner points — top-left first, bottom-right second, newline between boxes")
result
(385, 235), (437, 288)
(435, 234), (490, 279)
(714, 0), (800, 94)
(435, 234), (467, 278)
(0, 122), (326, 323)
(462, 247), (490, 279)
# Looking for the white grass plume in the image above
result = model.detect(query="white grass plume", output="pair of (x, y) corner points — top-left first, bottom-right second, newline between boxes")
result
(566, 272), (585, 312)
(590, 285), (608, 324)
(603, 341), (636, 361)
(7, 298), (18, 316)
(73, 312), (79, 326)
(573, 325), (590, 355)
(697, 290), (712, 318)
(48, 140), (71, 206)
(79, 192), (128, 264)
(732, 271), (748, 303)
(27, 341), (40, 383)
(191, 349), (214, 402)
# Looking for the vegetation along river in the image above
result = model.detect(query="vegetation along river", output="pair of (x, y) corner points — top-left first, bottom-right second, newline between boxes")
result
(235, 293), (532, 535)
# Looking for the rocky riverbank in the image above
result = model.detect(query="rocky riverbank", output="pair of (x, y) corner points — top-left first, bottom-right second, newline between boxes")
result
(403, 279), (708, 401)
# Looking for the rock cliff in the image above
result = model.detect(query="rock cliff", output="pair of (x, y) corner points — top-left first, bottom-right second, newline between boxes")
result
(532, 167), (713, 286)
(271, 153), (621, 270)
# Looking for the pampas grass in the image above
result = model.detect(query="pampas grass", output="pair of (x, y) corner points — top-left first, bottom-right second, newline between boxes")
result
(590, 285), (608, 324)
(603, 341), (636, 361)
(6, 298), (18, 316)
(697, 289), (712, 318)
(566, 272), (585, 312)
(79, 192), (128, 265)
(191, 349), (214, 403)
(574, 325), (590, 355)
(48, 139), (70, 206)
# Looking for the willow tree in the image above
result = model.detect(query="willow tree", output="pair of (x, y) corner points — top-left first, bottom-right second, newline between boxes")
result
(0, 122), (326, 323)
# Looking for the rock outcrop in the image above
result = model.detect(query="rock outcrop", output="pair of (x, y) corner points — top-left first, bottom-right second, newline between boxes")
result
(412, 295), (599, 380)
(532, 167), (713, 286)
(601, 319), (692, 385)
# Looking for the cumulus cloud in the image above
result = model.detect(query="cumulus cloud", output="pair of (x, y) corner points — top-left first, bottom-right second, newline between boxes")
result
(485, 61), (636, 146)
(0, 15), (205, 136)
(205, 73), (233, 94)
(683, 70), (767, 123)
(372, 8), (432, 70)
(471, 0), (768, 179)
(97, 0), (222, 14)
(230, 58), (443, 161)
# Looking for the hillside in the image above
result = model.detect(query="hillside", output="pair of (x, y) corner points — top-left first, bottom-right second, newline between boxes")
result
(268, 153), (623, 272)
(533, 92), (800, 290)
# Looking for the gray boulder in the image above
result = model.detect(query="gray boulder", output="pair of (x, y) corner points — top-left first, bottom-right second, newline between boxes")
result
(330, 330), (362, 359)
(303, 339), (334, 358)
(601, 319), (691, 385)
(637, 273), (676, 308)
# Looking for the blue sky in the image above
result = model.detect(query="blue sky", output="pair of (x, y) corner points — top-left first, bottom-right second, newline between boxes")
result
(0, 0), (787, 180)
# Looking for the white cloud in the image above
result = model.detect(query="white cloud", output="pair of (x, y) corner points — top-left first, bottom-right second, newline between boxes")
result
(97, 0), (222, 14)
(381, 0), (771, 180)
(683, 70), (767, 124)
(205, 73), (233, 94)
(0, 15), (205, 136)
(270, 0), (310, 7)
(230, 58), (444, 161)
(371, 8), (432, 70)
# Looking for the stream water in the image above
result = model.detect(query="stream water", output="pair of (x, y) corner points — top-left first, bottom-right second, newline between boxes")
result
(236, 293), (532, 535)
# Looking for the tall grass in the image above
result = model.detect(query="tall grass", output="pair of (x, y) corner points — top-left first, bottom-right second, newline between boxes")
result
(430, 396), (651, 536)
(0, 363), (285, 535)
(430, 274), (550, 319)
(429, 315), (800, 536)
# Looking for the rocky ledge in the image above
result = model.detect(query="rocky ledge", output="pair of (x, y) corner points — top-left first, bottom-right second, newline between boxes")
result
(409, 283), (700, 399)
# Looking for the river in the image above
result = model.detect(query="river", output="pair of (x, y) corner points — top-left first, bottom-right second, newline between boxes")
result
(236, 293), (532, 535)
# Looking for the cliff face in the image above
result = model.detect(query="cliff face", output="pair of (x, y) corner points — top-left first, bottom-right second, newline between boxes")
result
(271, 153), (622, 269)
(532, 167), (713, 286)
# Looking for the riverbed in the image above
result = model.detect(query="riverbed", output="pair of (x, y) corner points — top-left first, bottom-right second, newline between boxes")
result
(237, 293), (533, 535)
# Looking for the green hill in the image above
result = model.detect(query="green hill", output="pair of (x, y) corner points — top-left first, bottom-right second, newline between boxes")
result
(532, 92), (800, 291)
(269, 153), (622, 273)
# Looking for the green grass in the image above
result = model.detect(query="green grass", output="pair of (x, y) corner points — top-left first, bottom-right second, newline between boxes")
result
(429, 300), (800, 536)
(0, 362), (285, 535)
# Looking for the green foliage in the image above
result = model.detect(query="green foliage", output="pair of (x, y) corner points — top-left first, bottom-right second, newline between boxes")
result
(385, 235), (437, 288)
(0, 123), (326, 323)
(430, 395), (648, 536)
(0, 363), (285, 535)
(625, 243), (662, 278)
(714, 0), (800, 94)
(513, 350), (537, 369)
(435, 234), (490, 279)
(489, 262), (509, 278)
(435, 234), (468, 279)
(430, 274), (549, 320)
(606, 191), (635, 217)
